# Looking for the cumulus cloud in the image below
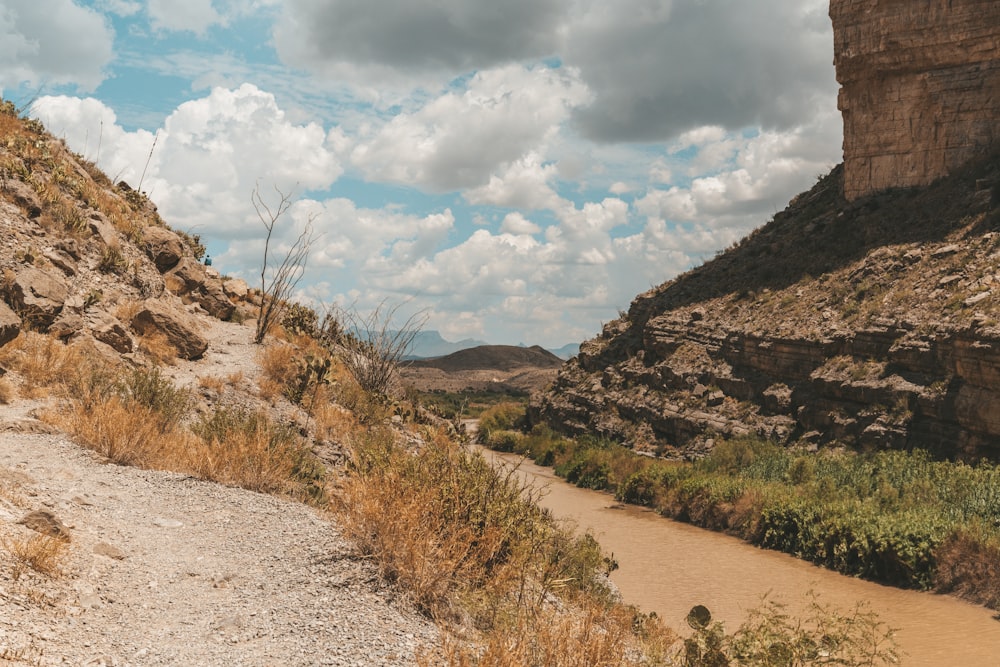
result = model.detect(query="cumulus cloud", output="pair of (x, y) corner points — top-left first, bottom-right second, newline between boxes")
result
(637, 112), (841, 235)
(350, 65), (590, 192)
(34, 85), (342, 240)
(464, 152), (564, 211)
(0, 1), (113, 92)
(274, 0), (566, 83)
(566, 0), (836, 141)
(95, 0), (141, 16)
(499, 213), (542, 236)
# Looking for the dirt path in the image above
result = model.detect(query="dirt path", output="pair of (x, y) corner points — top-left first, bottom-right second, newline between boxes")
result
(0, 319), (438, 666)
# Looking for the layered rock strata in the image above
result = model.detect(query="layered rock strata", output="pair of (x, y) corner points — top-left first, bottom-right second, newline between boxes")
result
(832, 0), (1000, 200)
(534, 158), (1000, 460)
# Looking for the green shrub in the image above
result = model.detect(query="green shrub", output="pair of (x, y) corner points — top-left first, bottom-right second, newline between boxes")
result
(478, 401), (526, 438)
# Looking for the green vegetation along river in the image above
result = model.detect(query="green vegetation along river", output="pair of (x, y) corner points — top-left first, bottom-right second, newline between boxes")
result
(477, 446), (1000, 666)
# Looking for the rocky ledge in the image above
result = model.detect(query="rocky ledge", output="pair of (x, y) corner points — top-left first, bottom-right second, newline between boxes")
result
(533, 156), (1000, 460)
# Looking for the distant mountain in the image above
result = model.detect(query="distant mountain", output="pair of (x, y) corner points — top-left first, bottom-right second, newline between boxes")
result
(408, 345), (564, 372)
(548, 343), (580, 360)
(405, 331), (489, 359)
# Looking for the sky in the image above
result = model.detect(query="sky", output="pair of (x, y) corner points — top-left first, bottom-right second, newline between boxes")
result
(1, 0), (842, 348)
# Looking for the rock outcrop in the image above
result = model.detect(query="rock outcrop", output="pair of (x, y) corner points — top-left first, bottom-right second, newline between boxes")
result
(832, 0), (1000, 200)
(130, 300), (209, 360)
(534, 158), (1000, 460)
(0, 301), (20, 347)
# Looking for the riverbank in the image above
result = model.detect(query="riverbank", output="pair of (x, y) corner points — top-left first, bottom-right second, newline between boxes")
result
(477, 403), (1000, 610)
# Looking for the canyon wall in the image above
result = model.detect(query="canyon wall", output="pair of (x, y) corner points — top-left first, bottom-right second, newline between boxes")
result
(831, 0), (1000, 200)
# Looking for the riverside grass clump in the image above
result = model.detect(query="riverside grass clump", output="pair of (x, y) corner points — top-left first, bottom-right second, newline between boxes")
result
(480, 403), (1000, 609)
(337, 426), (678, 665)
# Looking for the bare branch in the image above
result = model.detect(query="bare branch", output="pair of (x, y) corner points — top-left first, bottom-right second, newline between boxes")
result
(327, 299), (428, 399)
(253, 183), (318, 344)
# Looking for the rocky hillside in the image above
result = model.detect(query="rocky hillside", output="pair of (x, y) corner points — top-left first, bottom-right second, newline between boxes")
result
(533, 154), (1000, 460)
(0, 101), (251, 359)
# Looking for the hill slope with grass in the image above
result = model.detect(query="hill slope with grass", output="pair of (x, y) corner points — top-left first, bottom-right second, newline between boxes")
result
(0, 101), (707, 665)
(534, 156), (1000, 459)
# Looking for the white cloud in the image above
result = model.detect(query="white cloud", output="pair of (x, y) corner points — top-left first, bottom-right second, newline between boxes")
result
(148, 0), (223, 34)
(499, 213), (541, 236)
(350, 65), (591, 192)
(464, 152), (564, 211)
(0, 1), (113, 92)
(34, 85), (343, 241)
(95, 0), (141, 16)
(637, 111), (841, 232)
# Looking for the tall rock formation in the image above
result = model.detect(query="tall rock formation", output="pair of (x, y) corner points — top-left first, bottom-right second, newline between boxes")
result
(535, 3), (1000, 459)
(832, 0), (1000, 201)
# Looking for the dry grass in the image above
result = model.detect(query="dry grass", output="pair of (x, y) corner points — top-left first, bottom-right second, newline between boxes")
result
(113, 299), (142, 323)
(137, 330), (178, 365)
(2, 530), (69, 580)
(49, 368), (327, 504)
(256, 341), (299, 399)
(0, 332), (86, 398)
(198, 375), (226, 394)
(424, 602), (674, 667)
(0, 376), (13, 404)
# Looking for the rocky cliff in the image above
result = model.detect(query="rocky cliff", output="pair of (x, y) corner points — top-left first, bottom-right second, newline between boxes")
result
(533, 3), (1000, 460)
(832, 0), (1000, 200)
(533, 156), (1000, 459)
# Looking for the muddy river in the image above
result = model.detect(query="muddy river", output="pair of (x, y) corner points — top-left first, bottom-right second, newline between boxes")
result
(478, 447), (1000, 666)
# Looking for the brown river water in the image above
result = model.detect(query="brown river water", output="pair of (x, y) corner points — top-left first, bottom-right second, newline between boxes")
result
(476, 447), (1000, 666)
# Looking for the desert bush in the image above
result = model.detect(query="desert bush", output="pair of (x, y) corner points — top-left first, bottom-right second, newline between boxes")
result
(477, 402), (526, 439)
(330, 300), (426, 399)
(0, 332), (86, 398)
(479, 429), (522, 453)
(337, 429), (617, 625)
(2, 531), (68, 580)
(425, 601), (674, 667)
(190, 407), (326, 502)
(116, 366), (190, 429)
(682, 592), (899, 667)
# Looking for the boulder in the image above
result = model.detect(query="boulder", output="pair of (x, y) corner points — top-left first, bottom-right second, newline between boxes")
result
(87, 213), (118, 247)
(222, 278), (249, 300)
(0, 301), (21, 347)
(49, 310), (84, 339)
(166, 257), (206, 293)
(143, 226), (185, 272)
(90, 312), (134, 353)
(5, 266), (69, 328)
(166, 258), (234, 320)
(130, 299), (208, 360)
(4, 179), (42, 218)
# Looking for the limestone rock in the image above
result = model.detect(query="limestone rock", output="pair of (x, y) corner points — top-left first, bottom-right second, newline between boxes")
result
(831, 0), (1000, 200)
(0, 301), (20, 347)
(3, 179), (42, 218)
(166, 258), (235, 320)
(89, 312), (134, 353)
(49, 310), (84, 339)
(87, 213), (118, 247)
(130, 299), (208, 360)
(5, 266), (69, 328)
(142, 226), (185, 272)
(222, 278), (249, 300)
(18, 509), (70, 540)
